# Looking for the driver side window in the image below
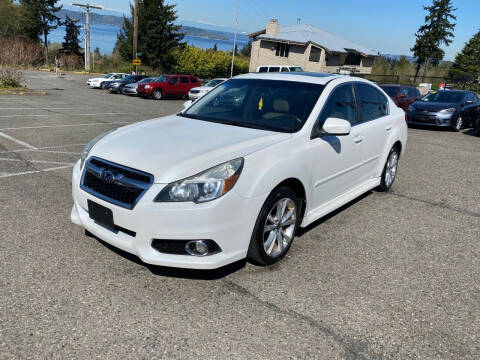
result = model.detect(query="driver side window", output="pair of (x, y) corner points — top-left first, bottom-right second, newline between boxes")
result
(169, 76), (178, 84)
(317, 83), (357, 126)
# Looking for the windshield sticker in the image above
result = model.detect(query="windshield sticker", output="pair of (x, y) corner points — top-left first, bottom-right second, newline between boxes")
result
(258, 97), (264, 111)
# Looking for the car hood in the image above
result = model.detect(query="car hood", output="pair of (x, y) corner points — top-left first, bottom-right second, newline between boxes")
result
(89, 77), (108, 82)
(125, 82), (139, 88)
(90, 115), (291, 183)
(412, 101), (459, 112)
(190, 86), (213, 92)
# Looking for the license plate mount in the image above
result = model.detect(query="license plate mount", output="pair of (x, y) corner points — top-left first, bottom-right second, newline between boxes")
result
(88, 200), (114, 230)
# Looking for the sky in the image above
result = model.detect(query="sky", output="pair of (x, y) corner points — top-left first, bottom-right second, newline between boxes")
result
(60, 0), (480, 61)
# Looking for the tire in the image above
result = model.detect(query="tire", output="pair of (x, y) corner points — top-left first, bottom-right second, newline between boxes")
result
(152, 89), (162, 100)
(452, 116), (463, 132)
(377, 146), (400, 192)
(247, 186), (301, 266)
(475, 118), (480, 137)
(100, 82), (106, 90)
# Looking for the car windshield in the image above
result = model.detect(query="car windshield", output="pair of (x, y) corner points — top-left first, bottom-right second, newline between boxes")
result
(381, 86), (399, 97)
(421, 91), (464, 103)
(155, 75), (169, 82)
(139, 77), (154, 83)
(205, 79), (224, 87)
(124, 75), (136, 81)
(182, 79), (324, 133)
(103, 73), (113, 78)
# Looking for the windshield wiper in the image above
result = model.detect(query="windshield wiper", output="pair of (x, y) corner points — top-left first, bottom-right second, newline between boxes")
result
(177, 113), (199, 119)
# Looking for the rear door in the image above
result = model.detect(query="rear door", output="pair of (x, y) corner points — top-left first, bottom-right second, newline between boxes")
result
(179, 76), (190, 95)
(354, 82), (392, 179)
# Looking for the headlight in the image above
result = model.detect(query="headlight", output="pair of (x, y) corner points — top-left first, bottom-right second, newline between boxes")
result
(155, 158), (244, 203)
(80, 130), (114, 169)
(407, 105), (415, 112)
(145, 85), (150, 89)
(439, 108), (456, 114)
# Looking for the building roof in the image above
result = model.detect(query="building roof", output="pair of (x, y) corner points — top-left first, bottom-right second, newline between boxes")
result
(250, 24), (377, 56)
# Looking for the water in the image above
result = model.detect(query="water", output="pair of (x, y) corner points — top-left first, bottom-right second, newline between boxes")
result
(49, 24), (249, 55)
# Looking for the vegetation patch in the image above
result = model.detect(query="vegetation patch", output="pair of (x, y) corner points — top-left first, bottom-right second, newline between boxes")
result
(0, 68), (24, 88)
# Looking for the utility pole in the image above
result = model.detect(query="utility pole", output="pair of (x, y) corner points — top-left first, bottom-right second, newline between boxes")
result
(73, 3), (103, 71)
(133, 0), (139, 74)
(230, 0), (240, 78)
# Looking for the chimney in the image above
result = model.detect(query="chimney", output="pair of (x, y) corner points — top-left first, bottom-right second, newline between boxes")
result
(266, 19), (280, 36)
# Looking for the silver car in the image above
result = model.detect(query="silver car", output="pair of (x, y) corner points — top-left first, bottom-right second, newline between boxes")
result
(123, 77), (156, 95)
(189, 78), (227, 100)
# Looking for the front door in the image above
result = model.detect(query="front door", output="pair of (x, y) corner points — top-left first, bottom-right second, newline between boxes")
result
(308, 83), (365, 210)
(166, 76), (180, 95)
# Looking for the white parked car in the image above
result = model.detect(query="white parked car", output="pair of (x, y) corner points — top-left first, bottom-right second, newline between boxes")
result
(188, 78), (227, 100)
(257, 65), (304, 73)
(71, 72), (407, 269)
(87, 73), (129, 89)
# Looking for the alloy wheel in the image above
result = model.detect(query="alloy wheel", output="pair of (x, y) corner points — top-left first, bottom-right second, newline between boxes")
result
(384, 150), (398, 188)
(153, 90), (162, 100)
(263, 198), (297, 258)
(455, 116), (463, 131)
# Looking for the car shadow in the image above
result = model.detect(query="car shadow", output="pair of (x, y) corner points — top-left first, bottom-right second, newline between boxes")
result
(296, 191), (372, 237)
(86, 231), (246, 280)
(463, 128), (479, 137)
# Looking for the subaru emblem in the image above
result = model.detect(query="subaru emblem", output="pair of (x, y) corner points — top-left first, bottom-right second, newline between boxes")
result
(101, 169), (115, 184)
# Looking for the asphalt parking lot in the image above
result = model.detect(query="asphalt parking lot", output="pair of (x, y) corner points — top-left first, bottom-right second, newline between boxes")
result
(1, 71), (479, 359)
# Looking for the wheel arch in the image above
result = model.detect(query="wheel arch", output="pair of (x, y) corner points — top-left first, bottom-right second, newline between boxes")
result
(271, 178), (307, 221)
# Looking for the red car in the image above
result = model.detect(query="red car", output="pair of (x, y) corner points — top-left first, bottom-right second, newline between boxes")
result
(380, 84), (421, 111)
(137, 75), (201, 100)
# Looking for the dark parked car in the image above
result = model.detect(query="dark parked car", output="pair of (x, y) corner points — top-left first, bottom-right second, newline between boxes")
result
(137, 75), (201, 100)
(407, 90), (480, 131)
(122, 77), (156, 95)
(106, 75), (149, 93)
(380, 84), (421, 112)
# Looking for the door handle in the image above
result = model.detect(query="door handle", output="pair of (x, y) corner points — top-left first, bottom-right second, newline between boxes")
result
(385, 124), (392, 131)
(354, 136), (363, 144)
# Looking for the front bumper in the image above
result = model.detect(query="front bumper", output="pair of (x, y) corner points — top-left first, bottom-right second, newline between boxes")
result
(407, 111), (456, 127)
(189, 92), (204, 100)
(71, 161), (265, 269)
(123, 88), (137, 95)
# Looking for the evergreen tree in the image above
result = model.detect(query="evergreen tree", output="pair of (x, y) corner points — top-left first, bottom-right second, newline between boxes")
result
(449, 30), (480, 90)
(116, 0), (184, 70)
(62, 15), (81, 55)
(212, 43), (218, 52)
(411, 0), (456, 83)
(240, 41), (252, 57)
(20, 0), (63, 64)
(0, 0), (25, 37)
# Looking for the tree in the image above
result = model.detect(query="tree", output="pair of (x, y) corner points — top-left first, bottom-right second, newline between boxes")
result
(240, 41), (252, 57)
(411, 0), (456, 83)
(20, 0), (63, 65)
(212, 43), (218, 52)
(115, 0), (184, 71)
(0, 0), (25, 37)
(449, 30), (480, 91)
(62, 15), (81, 55)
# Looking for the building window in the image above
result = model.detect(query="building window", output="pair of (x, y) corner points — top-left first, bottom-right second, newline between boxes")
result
(344, 53), (362, 66)
(309, 47), (321, 62)
(275, 43), (290, 57)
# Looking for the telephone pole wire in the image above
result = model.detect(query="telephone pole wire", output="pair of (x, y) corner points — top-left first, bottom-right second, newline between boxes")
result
(72, 3), (103, 71)
(230, 0), (240, 78)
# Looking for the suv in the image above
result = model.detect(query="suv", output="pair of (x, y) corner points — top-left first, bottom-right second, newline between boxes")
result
(257, 65), (304, 73)
(137, 75), (201, 100)
(380, 84), (421, 112)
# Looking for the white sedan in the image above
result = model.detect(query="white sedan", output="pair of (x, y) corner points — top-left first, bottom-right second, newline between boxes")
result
(71, 72), (407, 269)
(87, 73), (129, 89)
(188, 78), (227, 100)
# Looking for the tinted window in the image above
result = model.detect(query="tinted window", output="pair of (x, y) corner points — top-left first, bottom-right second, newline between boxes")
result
(184, 79), (324, 133)
(380, 86), (399, 98)
(169, 76), (178, 84)
(356, 83), (388, 122)
(268, 67), (280, 72)
(180, 77), (189, 83)
(258, 67), (268, 73)
(190, 77), (199, 83)
(408, 88), (419, 98)
(318, 83), (357, 126)
(399, 87), (408, 96)
(205, 79), (224, 87)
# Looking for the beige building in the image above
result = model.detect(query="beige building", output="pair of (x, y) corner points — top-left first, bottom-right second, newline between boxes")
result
(249, 20), (377, 74)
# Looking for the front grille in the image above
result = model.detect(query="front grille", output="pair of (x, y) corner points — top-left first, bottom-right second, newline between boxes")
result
(81, 157), (154, 209)
(190, 90), (200, 94)
(412, 115), (437, 124)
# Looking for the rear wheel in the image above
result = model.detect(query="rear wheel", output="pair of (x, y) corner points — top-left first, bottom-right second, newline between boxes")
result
(247, 187), (300, 266)
(378, 146), (399, 192)
(152, 89), (162, 100)
(452, 116), (463, 132)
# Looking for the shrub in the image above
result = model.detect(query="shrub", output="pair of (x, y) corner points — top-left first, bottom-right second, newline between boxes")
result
(0, 68), (24, 88)
(0, 38), (42, 66)
(59, 54), (83, 70)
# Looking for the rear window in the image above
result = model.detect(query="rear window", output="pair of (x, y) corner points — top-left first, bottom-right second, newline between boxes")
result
(356, 83), (389, 122)
(258, 67), (268, 73)
(380, 86), (399, 98)
(268, 67), (280, 72)
(180, 77), (189, 83)
(190, 77), (199, 83)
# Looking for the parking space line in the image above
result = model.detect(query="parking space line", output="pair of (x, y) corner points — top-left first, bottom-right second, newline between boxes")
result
(0, 143), (85, 154)
(0, 113), (129, 118)
(0, 131), (37, 149)
(0, 158), (74, 165)
(0, 122), (131, 131)
(0, 165), (73, 179)
(0, 107), (80, 110)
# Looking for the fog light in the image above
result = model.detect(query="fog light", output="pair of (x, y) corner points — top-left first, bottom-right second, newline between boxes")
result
(186, 240), (209, 256)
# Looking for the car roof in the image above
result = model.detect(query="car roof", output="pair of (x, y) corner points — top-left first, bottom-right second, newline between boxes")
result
(380, 84), (414, 88)
(236, 72), (340, 85)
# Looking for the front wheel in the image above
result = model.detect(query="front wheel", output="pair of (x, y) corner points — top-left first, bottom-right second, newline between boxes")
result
(377, 146), (399, 192)
(452, 116), (463, 132)
(100, 82), (106, 90)
(152, 89), (162, 100)
(247, 187), (300, 266)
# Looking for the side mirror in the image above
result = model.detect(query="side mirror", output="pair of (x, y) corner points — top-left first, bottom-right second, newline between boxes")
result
(322, 117), (351, 136)
(182, 100), (193, 109)
(465, 100), (473, 104)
